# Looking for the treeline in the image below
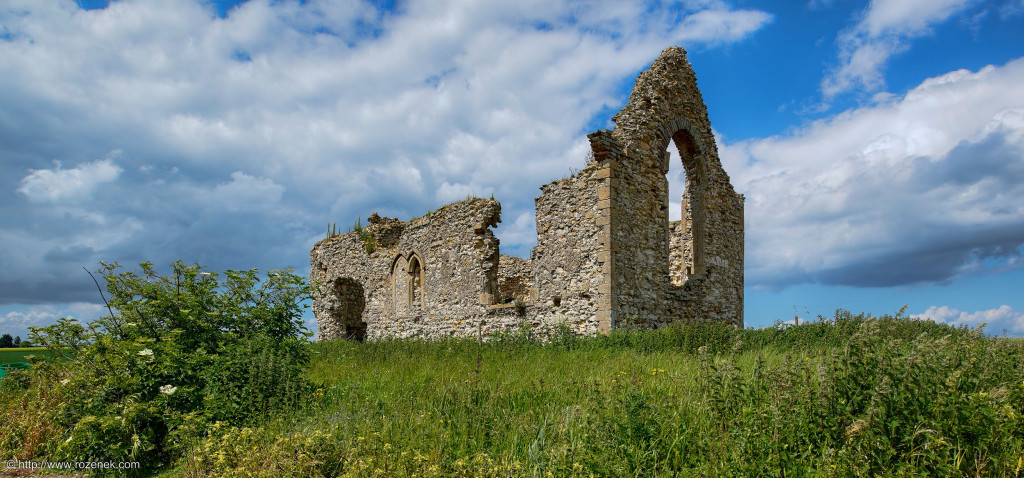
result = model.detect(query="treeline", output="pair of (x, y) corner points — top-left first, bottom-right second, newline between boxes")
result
(0, 333), (31, 348)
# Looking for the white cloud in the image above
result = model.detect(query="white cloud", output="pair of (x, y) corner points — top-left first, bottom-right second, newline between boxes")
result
(727, 58), (1024, 288)
(0, 302), (106, 347)
(0, 0), (773, 307)
(494, 211), (538, 257)
(674, 8), (774, 44)
(206, 171), (286, 212)
(436, 181), (477, 204)
(860, 0), (972, 36)
(912, 304), (1024, 334)
(1, 306), (60, 329)
(0, 0), (770, 203)
(1002, 0), (1024, 18)
(18, 155), (123, 202)
(823, 0), (979, 97)
(0, 302), (105, 334)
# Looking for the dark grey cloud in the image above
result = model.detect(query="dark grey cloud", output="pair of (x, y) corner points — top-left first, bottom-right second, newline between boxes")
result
(726, 61), (1024, 289)
(915, 127), (1024, 188)
(817, 225), (1024, 287)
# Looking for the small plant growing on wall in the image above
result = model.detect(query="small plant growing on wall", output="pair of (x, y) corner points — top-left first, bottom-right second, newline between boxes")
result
(342, 216), (376, 253)
(360, 230), (376, 254)
(326, 222), (339, 240)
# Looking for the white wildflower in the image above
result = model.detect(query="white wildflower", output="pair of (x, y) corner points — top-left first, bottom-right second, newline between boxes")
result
(159, 385), (177, 395)
(60, 379), (70, 385)
(138, 348), (153, 357)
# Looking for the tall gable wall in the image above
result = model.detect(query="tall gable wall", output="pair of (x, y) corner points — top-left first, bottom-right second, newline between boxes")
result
(603, 46), (744, 327)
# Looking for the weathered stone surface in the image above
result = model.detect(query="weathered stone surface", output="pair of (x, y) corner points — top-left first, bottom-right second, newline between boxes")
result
(497, 254), (532, 303)
(312, 46), (744, 340)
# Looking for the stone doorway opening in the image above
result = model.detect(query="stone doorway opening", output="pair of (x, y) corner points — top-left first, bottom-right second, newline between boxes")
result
(329, 277), (366, 341)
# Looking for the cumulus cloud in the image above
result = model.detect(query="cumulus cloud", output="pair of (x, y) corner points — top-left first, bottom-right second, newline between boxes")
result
(822, 0), (979, 97)
(0, 0), (771, 312)
(726, 58), (1024, 288)
(0, 302), (106, 339)
(674, 7), (774, 44)
(912, 304), (1024, 334)
(19, 155), (123, 202)
(203, 171), (286, 212)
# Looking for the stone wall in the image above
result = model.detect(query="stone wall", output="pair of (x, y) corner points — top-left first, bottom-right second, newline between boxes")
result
(497, 254), (533, 303)
(669, 220), (691, 286)
(603, 46), (745, 327)
(531, 160), (609, 335)
(312, 198), (515, 340)
(312, 46), (744, 340)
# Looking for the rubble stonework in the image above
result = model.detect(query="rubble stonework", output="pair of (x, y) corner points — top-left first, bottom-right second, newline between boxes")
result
(497, 254), (532, 303)
(311, 46), (744, 340)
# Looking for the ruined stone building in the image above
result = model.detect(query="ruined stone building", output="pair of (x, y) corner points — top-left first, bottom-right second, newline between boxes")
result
(311, 47), (744, 340)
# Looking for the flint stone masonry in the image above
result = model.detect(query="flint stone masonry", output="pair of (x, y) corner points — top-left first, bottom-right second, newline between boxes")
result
(312, 46), (744, 340)
(497, 254), (532, 303)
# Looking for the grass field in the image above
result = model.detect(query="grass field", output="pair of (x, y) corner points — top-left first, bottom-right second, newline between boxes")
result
(0, 347), (46, 365)
(4, 314), (1024, 477)
(181, 315), (1024, 477)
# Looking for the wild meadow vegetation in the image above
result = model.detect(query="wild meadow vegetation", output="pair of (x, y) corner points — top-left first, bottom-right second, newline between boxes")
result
(185, 316), (1024, 478)
(0, 261), (311, 474)
(2, 263), (1023, 476)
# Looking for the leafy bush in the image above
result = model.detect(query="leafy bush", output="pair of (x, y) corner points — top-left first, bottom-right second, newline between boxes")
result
(16, 261), (312, 470)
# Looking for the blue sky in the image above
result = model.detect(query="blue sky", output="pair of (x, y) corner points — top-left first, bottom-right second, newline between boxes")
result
(2, 0), (1023, 339)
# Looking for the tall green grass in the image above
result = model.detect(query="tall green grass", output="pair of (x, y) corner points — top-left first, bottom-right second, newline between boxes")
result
(181, 310), (1024, 477)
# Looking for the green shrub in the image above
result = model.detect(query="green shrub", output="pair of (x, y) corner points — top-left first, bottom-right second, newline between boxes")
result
(17, 261), (313, 471)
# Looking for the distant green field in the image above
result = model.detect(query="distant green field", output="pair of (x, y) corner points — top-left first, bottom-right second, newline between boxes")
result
(0, 347), (49, 364)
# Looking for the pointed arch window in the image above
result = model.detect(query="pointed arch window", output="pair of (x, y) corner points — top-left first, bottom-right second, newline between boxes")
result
(392, 252), (425, 313)
(667, 123), (707, 285)
(407, 254), (423, 311)
(391, 255), (408, 314)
